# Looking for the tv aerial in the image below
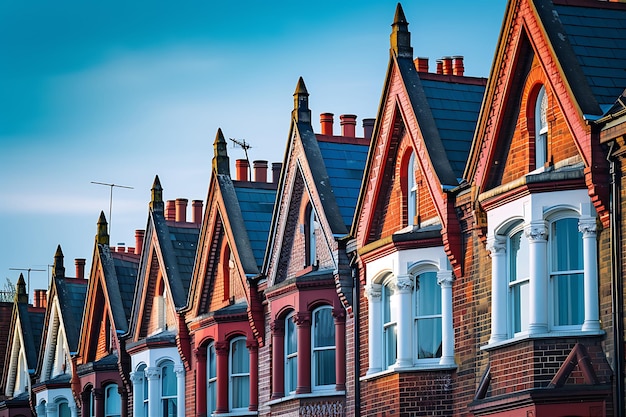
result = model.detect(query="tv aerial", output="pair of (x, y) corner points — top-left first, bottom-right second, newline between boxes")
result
(91, 181), (134, 237)
(229, 138), (252, 181)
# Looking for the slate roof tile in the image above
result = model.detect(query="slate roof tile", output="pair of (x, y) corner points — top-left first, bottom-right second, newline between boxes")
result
(233, 186), (276, 268)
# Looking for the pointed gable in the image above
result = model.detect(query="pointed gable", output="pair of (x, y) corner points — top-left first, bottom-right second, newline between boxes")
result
(352, 4), (485, 276)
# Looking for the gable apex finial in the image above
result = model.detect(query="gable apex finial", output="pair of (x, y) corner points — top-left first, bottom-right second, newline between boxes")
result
(150, 175), (164, 213)
(390, 3), (413, 59)
(52, 244), (65, 279)
(97, 211), (110, 246)
(213, 128), (231, 176)
(15, 273), (27, 304)
(293, 77), (311, 124)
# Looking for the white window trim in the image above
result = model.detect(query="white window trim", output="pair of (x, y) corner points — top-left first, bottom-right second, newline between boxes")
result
(207, 342), (217, 416)
(284, 312), (297, 395)
(229, 337), (250, 412)
(311, 306), (336, 391)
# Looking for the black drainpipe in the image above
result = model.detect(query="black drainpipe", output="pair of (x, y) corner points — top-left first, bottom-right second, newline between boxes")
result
(608, 140), (625, 417)
(352, 257), (361, 417)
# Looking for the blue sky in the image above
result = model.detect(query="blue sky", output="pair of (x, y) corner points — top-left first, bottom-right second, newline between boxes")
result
(0, 1), (506, 297)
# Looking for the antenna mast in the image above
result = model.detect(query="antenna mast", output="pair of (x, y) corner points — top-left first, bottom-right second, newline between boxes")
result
(9, 267), (45, 304)
(91, 181), (134, 237)
(229, 138), (252, 181)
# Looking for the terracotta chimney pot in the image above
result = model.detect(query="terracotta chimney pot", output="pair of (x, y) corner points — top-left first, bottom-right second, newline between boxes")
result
(236, 159), (249, 181)
(414, 57), (429, 73)
(253, 160), (268, 183)
(192, 200), (203, 225)
(442, 57), (453, 75)
(436, 59), (443, 75)
(135, 230), (145, 255)
(175, 198), (188, 222)
(320, 113), (334, 135)
(453, 56), (464, 76)
(74, 258), (86, 279)
(340, 114), (357, 138)
(165, 200), (176, 221)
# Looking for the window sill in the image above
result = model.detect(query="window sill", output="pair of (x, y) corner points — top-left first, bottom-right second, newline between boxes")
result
(266, 389), (345, 406)
(481, 329), (606, 351)
(361, 363), (457, 382)
(209, 411), (257, 417)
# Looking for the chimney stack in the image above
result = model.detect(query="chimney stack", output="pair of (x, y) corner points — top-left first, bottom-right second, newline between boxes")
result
(75, 258), (86, 279)
(33, 289), (47, 309)
(442, 57), (453, 75)
(272, 163), (282, 184)
(320, 113), (334, 135)
(453, 56), (464, 76)
(192, 200), (203, 225)
(135, 230), (145, 255)
(253, 160), (268, 183)
(340, 114), (357, 138)
(175, 198), (188, 222)
(236, 159), (249, 181)
(414, 57), (429, 73)
(436, 59), (443, 75)
(363, 118), (375, 140)
(165, 200), (176, 221)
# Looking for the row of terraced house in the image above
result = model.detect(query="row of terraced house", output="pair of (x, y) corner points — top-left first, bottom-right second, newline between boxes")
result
(3, 1), (626, 416)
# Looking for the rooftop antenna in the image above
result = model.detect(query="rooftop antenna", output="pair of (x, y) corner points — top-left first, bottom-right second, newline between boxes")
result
(229, 138), (252, 181)
(9, 267), (45, 304)
(91, 181), (134, 238)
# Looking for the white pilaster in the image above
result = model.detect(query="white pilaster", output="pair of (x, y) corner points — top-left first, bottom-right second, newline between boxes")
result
(394, 274), (414, 368)
(437, 270), (455, 366)
(175, 365), (186, 417)
(130, 371), (145, 417)
(526, 221), (548, 334)
(580, 217), (601, 331)
(365, 283), (382, 374)
(146, 366), (161, 417)
(487, 235), (507, 343)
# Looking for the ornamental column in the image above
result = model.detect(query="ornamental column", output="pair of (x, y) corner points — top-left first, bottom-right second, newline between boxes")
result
(145, 367), (161, 417)
(395, 274), (414, 368)
(437, 270), (455, 366)
(365, 283), (382, 374)
(94, 387), (104, 417)
(526, 221), (548, 334)
(130, 371), (145, 417)
(194, 348), (207, 417)
(270, 320), (285, 399)
(175, 365), (185, 417)
(295, 312), (312, 394)
(580, 217), (601, 331)
(247, 340), (259, 411)
(215, 341), (230, 414)
(333, 308), (346, 391)
(487, 235), (507, 343)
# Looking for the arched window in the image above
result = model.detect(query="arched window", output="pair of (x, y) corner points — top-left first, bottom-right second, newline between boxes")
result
(414, 271), (442, 360)
(160, 360), (177, 417)
(304, 204), (318, 267)
(230, 337), (250, 411)
(508, 223), (530, 335)
(550, 217), (584, 327)
(104, 384), (121, 417)
(534, 86), (548, 168)
(285, 312), (297, 394)
(222, 245), (231, 302)
(407, 151), (418, 226)
(312, 306), (335, 389)
(207, 343), (217, 415)
(382, 279), (397, 369)
(58, 400), (71, 417)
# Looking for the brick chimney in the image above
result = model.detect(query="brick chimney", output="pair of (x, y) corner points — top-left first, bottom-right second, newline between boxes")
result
(176, 198), (188, 222)
(135, 230), (145, 255)
(320, 113), (334, 135)
(442, 57), (453, 75)
(363, 118), (375, 139)
(272, 163), (282, 184)
(33, 289), (47, 309)
(253, 160), (268, 183)
(436, 59), (443, 74)
(75, 258), (86, 279)
(414, 57), (429, 73)
(165, 200), (176, 221)
(236, 159), (249, 181)
(192, 200), (203, 225)
(340, 114), (357, 138)
(453, 56), (464, 76)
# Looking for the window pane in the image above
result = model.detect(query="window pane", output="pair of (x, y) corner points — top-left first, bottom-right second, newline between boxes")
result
(208, 344), (216, 379)
(510, 230), (529, 281)
(313, 309), (334, 348)
(551, 218), (583, 271)
(105, 385), (121, 415)
(231, 375), (249, 409)
(285, 314), (297, 393)
(59, 403), (71, 417)
(384, 323), (397, 368)
(207, 343), (216, 415)
(286, 356), (297, 393)
(416, 272), (441, 316)
(512, 281), (530, 333)
(231, 339), (249, 374)
(383, 283), (394, 323)
(417, 317), (442, 359)
(286, 316), (297, 355)
(314, 349), (336, 386)
(162, 398), (177, 417)
(161, 362), (176, 397)
(554, 273), (584, 326)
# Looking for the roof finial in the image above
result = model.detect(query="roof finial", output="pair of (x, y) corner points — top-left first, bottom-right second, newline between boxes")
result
(150, 175), (164, 213)
(15, 274), (27, 304)
(292, 77), (311, 124)
(97, 211), (110, 245)
(52, 244), (65, 279)
(213, 128), (230, 176)
(390, 3), (413, 59)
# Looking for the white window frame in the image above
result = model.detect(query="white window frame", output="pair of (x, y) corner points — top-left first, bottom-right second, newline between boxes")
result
(207, 342), (217, 416)
(412, 269), (443, 363)
(104, 384), (121, 417)
(160, 360), (177, 417)
(407, 151), (418, 226)
(229, 337), (250, 411)
(506, 222), (530, 336)
(311, 306), (336, 390)
(535, 86), (548, 168)
(381, 277), (397, 369)
(284, 312), (298, 394)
